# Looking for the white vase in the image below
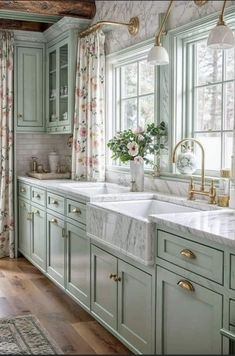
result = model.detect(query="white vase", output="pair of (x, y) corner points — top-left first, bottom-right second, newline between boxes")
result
(48, 151), (60, 173)
(130, 160), (144, 192)
(176, 147), (198, 175)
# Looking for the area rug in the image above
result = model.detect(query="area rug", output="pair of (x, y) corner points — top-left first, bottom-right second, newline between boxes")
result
(0, 314), (63, 354)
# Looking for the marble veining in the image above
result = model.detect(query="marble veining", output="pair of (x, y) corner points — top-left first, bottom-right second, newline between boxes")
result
(150, 210), (235, 248)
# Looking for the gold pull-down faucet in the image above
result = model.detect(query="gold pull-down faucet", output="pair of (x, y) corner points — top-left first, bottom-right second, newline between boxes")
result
(172, 138), (216, 204)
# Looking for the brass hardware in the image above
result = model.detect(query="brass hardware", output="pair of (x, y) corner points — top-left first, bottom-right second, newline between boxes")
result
(51, 200), (58, 205)
(33, 210), (40, 215)
(193, 0), (208, 7)
(20, 188), (26, 193)
(155, 0), (174, 47)
(62, 228), (66, 238)
(26, 212), (32, 221)
(20, 202), (26, 208)
(172, 138), (217, 204)
(51, 218), (58, 224)
(177, 279), (195, 292)
(36, 194), (41, 199)
(17, 113), (23, 118)
(114, 276), (122, 282)
(109, 273), (117, 280)
(72, 208), (81, 214)
(180, 249), (196, 259)
(79, 16), (139, 38)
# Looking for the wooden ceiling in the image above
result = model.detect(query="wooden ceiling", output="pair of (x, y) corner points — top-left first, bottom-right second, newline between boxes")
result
(0, 0), (96, 32)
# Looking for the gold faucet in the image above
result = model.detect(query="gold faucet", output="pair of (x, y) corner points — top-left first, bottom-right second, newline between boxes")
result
(172, 138), (216, 204)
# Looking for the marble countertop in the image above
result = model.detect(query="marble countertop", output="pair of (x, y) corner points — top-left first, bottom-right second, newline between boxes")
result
(150, 209), (235, 247)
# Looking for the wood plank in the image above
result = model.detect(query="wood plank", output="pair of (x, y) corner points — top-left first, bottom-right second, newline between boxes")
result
(0, 19), (51, 31)
(0, 1), (96, 19)
(72, 321), (132, 355)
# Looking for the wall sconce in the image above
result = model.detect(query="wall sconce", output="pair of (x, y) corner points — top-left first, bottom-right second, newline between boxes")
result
(147, 0), (234, 66)
(207, 0), (235, 49)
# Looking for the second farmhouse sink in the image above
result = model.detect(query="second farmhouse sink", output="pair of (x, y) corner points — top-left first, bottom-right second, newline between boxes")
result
(86, 198), (201, 266)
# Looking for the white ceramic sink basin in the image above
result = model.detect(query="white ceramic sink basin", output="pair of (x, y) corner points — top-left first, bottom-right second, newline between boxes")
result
(58, 182), (129, 195)
(87, 198), (201, 266)
(93, 199), (199, 221)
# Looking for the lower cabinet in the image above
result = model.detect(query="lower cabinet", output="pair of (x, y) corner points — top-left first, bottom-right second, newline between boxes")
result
(156, 266), (223, 355)
(47, 213), (65, 286)
(66, 222), (90, 308)
(18, 198), (31, 258)
(31, 205), (46, 270)
(91, 245), (153, 354)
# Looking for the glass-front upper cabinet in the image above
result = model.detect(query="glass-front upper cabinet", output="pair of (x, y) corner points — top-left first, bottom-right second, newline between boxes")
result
(47, 32), (77, 134)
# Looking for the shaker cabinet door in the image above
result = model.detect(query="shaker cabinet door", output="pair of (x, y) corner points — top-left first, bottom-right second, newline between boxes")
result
(156, 266), (223, 355)
(18, 199), (31, 258)
(66, 223), (90, 308)
(31, 206), (46, 271)
(15, 45), (44, 131)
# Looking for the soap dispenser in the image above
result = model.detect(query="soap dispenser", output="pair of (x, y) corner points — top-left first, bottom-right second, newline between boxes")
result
(30, 156), (38, 173)
(217, 169), (230, 207)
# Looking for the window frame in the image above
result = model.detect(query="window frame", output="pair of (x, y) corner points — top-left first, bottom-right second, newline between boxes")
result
(166, 6), (235, 178)
(105, 39), (160, 171)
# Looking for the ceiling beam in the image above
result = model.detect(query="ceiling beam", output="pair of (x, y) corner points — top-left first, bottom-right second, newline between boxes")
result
(0, 18), (51, 31)
(0, 1), (96, 19)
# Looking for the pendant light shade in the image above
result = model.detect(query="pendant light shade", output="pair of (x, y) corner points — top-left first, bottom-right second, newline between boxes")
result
(147, 45), (169, 65)
(207, 0), (235, 50)
(207, 24), (235, 49)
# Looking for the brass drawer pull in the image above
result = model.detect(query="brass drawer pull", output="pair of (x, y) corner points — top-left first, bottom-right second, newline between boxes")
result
(109, 273), (117, 280)
(51, 218), (58, 224)
(72, 207), (81, 214)
(35, 194), (41, 199)
(51, 200), (58, 205)
(20, 188), (26, 193)
(177, 279), (195, 292)
(114, 276), (121, 282)
(180, 249), (196, 259)
(33, 210), (40, 215)
(62, 228), (66, 238)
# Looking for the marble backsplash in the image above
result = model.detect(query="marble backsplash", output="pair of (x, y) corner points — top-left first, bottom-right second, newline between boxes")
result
(93, 1), (234, 54)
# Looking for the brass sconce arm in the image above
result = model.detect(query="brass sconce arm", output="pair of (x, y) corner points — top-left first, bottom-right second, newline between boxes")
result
(155, 0), (174, 46)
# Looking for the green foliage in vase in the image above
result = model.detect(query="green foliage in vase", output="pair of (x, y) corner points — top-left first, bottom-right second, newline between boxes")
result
(107, 122), (168, 165)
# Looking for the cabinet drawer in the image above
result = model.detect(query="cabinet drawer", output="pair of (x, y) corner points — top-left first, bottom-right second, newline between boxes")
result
(66, 199), (86, 225)
(157, 230), (223, 284)
(230, 300), (235, 327)
(31, 187), (46, 206)
(18, 182), (30, 200)
(47, 192), (65, 215)
(230, 255), (235, 290)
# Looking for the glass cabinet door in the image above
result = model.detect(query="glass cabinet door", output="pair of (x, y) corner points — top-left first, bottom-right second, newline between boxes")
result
(59, 44), (69, 125)
(49, 50), (57, 125)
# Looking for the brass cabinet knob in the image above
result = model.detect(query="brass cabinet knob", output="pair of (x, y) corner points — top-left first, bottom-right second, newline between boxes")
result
(20, 188), (26, 193)
(114, 276), (121, 282)
(17, 113), (23, 118)
(33, 210), (40, 215)
(177, 279), (195, 292)
(36, 194), (41, 199)
(51, 218), (58, 224)
(52, 200), (58, 205)
(72, 208), (81, 214)
(180, 249), (196, 259)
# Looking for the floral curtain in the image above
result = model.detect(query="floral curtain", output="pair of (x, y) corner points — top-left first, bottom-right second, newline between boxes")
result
(0, 32), (14, 258)
(72, 30), (105, 181)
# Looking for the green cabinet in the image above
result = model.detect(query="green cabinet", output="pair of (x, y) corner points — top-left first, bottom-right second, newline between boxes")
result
(156, 266), (223, 355)
(46, 31), (77, 134)
(31, 205), (46, 270)
(91, 245), (153, 354)
(18, 198), (31, 258)
(15, 45), (44, 132)
(47, 213), (65, 286)
(66, 222), (90, 308)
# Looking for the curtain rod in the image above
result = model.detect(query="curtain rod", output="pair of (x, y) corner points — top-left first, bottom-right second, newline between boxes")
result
(79, 16), (139, 38)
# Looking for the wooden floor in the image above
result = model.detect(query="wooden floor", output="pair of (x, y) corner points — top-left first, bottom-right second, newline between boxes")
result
(0, 257), (132, 355)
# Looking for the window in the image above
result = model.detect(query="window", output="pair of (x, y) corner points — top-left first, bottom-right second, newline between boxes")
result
(188, 38), (234, 173)
(169, 8), (235, 176)
(106, 42), (158, 168)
